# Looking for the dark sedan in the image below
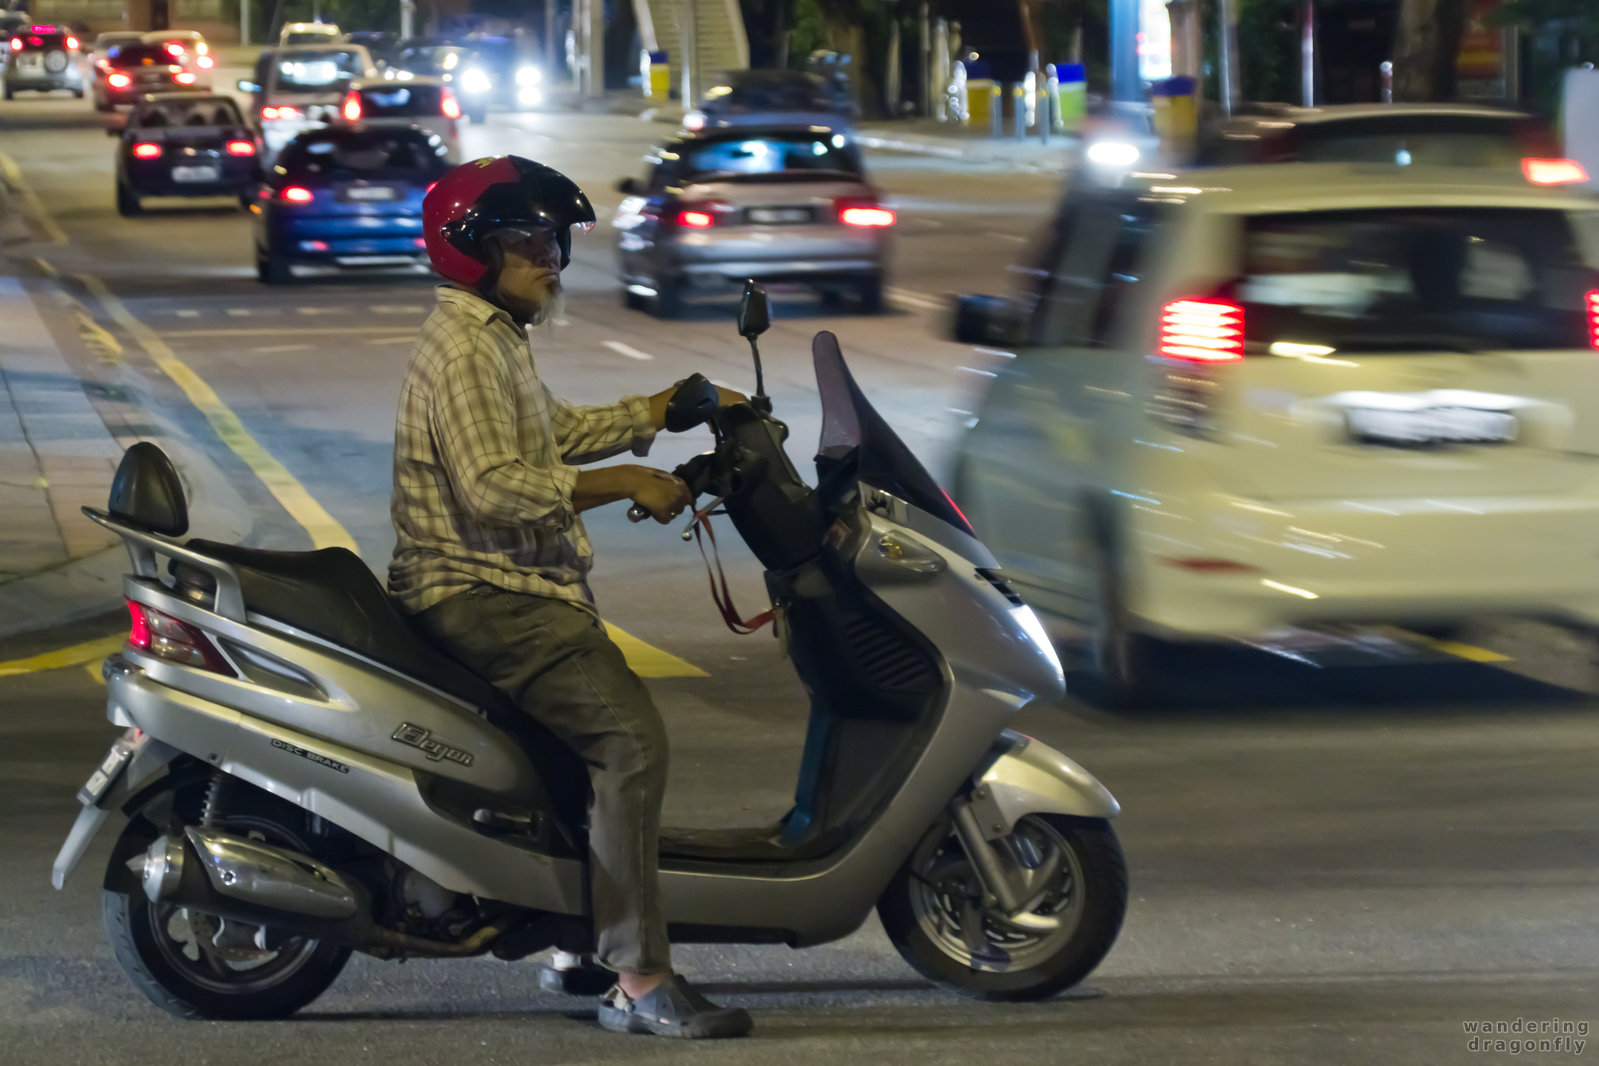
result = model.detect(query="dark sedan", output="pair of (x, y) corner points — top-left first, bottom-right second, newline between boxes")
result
(251, 125), (450, 284)
(115, 94), (259, 215)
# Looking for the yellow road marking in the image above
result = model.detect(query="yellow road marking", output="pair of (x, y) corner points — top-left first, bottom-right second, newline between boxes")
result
(0, 151), (68, 244)
(604, 625), (708, 678)
(77, 271), (360, 554)
(0, 636), (123, 679)
(1430, 640), (1512, 664)
(162, 328), (416, 337)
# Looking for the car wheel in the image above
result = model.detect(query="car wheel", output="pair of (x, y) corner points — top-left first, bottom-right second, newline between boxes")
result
(621, 286), (647, 312)
(651, 277), (683, 319)
(3, 84), (13, 101)
(1080, 527), (1157, 708)
(71, 87), (83, 99)
(857, 276), (885, 314)
(256, 247), (290, 285)
(115, 181), (142, 217)
(237, 190), (254, 211)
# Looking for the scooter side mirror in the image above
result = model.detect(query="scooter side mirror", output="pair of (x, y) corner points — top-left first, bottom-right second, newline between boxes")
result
(664, 372), (720, 433)
(737, 280), (770, 340)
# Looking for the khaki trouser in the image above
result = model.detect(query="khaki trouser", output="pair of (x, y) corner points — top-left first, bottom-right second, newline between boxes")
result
(412, 585), (671, 976)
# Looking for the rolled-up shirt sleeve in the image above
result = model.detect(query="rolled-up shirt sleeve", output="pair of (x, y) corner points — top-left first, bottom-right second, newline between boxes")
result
(549, 390), (658, 463)
(429, 344), (578, 529)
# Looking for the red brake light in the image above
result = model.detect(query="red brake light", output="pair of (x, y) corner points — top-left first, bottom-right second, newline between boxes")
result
(107, 72), (131, 88)
(678, 209), (714, 228)
(281, 186), (314, 203)
(65, 35), (78, 50)
(262, 105), (302, 121)
(838, 203), (896, 227)
(1587, 291), (1599, 352)
(131, 142), (162, 160)
(27, 35), (41, 47)
(165, 42), (183, 56)
(1159, 298), (1245, 363)
(226, 139), (255, 156)
(1522, 158), (1589, 186)
(341, 91), (361, 122)
(441, 89), (461, 119)
(8, 39), (20, 52)
(126, 599), (151, 649)
(174, 71), (196, 85)
(124, 598), (233, 674)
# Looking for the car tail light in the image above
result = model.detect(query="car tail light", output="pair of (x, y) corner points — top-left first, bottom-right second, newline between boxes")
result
(262, 105), (302, 120)
(281, 186), (314, 203)
(836, 199), (896, 227)
(1587, 291), (1599, 352)
(174, 71), (196, 85)
(131, 142), (162, 160)
(226, 139), (255, 156)
(1522, 158), (1589, 186)
(65, 35), (78, 49)
(302, 239), (329, 251)
(165, 42), (183, 57)
(1159, 298), (1245, 363)
(341, 91), (361, 121)
(678, 209), (714, 228)
(107, 72), (131, 88)
(441, 88), (461, 119)
(197, 54), (214, 69)
(26, 35), (41, 47)
(8, 39), (20, 52)
(125, 599), (233, 674)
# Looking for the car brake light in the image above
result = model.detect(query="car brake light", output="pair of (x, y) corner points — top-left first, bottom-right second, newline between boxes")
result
(1159, 298), (1245, 363)
(124, 599), (233, 674)
(65, 35), (78, 49)
(226, 139), (255, 156)
(1587, 291), (1599, 352)
(108, 72), (131, 88)
(281, 186), (314, 203)
(165, 42), (183, 57)
(838, 201), (896, 227)
(174, 71), (196, 85)
(131, 142), (162, 160)
(197, 54), (214, 69)
(8, 39), (19, 52)
(441, 89), (461, 119)
(341, 91), (361, 121)
(678, 209), (714, 228)
(262, 105), (302, 120)
(27, 35), (41, 47)
(1522, 158), (1589, 186)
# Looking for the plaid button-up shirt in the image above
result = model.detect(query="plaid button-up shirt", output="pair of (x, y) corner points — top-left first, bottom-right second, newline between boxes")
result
(388, 286), (656, 613)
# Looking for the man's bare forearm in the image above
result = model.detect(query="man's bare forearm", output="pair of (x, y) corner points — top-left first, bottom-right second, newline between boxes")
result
(573, 466), (648, 514)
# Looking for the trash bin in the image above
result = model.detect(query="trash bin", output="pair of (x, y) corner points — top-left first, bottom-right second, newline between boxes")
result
(960, 59), (995, 130)
(1151, 75), (1199, 155)
(643, 50), (669, 98)
(1053, 62), (1086, 133)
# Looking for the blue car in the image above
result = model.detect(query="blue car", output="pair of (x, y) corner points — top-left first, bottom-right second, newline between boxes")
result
(252, 124), (449, 284)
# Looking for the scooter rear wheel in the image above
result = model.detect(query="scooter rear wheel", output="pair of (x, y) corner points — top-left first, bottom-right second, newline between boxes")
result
(877, 813), (1127, 1001)
(101, 784), (352, 1019)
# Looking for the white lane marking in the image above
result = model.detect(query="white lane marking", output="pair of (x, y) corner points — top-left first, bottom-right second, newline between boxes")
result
(253, 344), (312, 354)
(372, 304), (426, 314)
(887, 287), (946, 312)
(365, 335), (411, 345)
(176, 309), (201, 318)
(297, 307), (341, 316)
(993, 232), (1028, 243)
(225, 308), (253, 317)
(601, 339), (655, 361)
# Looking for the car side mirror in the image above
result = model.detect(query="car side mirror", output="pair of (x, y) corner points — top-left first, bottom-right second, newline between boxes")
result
(737, 280), (771, 339)
(664, 372), (720, 432)
(615, 176), (640, 195)
(952, 293), (1019, 347)
(237, 79), (260, 93)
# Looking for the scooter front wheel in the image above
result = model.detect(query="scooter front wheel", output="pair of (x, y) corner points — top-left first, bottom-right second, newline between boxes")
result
(877, 813), (1127, 1001)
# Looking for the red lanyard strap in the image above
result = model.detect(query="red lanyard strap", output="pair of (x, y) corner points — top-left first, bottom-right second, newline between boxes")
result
(690, 507), (774, 635)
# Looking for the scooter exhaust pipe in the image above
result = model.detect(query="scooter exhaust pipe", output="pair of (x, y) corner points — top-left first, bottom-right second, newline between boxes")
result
(127, 827), (359, 922)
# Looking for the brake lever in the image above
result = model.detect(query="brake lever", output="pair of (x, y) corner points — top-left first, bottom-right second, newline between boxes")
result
(680, 495), (729, 541)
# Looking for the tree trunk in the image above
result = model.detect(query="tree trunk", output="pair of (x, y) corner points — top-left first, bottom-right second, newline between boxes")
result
(1391, 0), (1471, 101)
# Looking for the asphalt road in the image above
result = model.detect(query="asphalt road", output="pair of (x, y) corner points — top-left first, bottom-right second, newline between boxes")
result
(2, 93), (1598, 1066)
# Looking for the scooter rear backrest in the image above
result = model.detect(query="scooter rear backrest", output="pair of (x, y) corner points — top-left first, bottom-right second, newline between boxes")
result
(108, 442), (188, 536)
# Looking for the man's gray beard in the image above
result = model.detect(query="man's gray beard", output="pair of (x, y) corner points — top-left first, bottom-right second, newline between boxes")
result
(526, 278), (565, 327)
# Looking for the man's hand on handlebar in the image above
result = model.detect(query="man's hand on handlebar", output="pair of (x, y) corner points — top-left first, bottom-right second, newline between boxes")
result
(626, 467), (693, 524)
(647, 381), (750, 433)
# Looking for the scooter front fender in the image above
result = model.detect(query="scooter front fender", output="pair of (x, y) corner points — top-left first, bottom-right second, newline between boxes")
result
(973, 729), (1120, 829)
(51, 727), (185, 890)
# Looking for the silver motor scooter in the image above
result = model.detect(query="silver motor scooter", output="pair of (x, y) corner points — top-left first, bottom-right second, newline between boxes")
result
(52, 285), (1127, 1019)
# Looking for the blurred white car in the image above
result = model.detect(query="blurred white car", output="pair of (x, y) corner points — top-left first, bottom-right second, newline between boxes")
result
(243, 43), (374, 165)
(952, 164), (1599, 699)
(335, 76), (462, 162)
(279, 22), (342, 47)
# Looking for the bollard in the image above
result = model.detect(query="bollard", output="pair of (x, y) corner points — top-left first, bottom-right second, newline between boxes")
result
(1015, 84), (1027, 139)
(1040, 74), (1055, 144)
(991, 84), (1002, 137)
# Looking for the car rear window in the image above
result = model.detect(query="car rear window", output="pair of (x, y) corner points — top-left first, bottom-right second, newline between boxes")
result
(107, 43), (174, 66)
(675, 134), (860, 180)
(273, 49), (365, 91)
(714, 78), (830, 113)
(1204, 115), (1556, 167)
(279, 130), (448, 178)
(1232, 208), (1596, 352)
(133, 98), (243, 128)
(356, 84), (443, 117)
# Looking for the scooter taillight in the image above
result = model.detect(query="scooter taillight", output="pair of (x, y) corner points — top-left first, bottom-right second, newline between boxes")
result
(125, 599), (234, 675)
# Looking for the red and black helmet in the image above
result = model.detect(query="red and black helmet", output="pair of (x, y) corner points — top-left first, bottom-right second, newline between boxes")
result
(422, 155), (596, 288)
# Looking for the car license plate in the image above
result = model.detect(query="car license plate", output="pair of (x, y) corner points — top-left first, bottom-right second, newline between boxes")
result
(77, 734), (138, 806)
(17, 55), (42, 72)
(1346, 406), (1518, 447)
(346, 186), (395, 201)
(748, 207), (811, 224)
(171, 165), (220, 183)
